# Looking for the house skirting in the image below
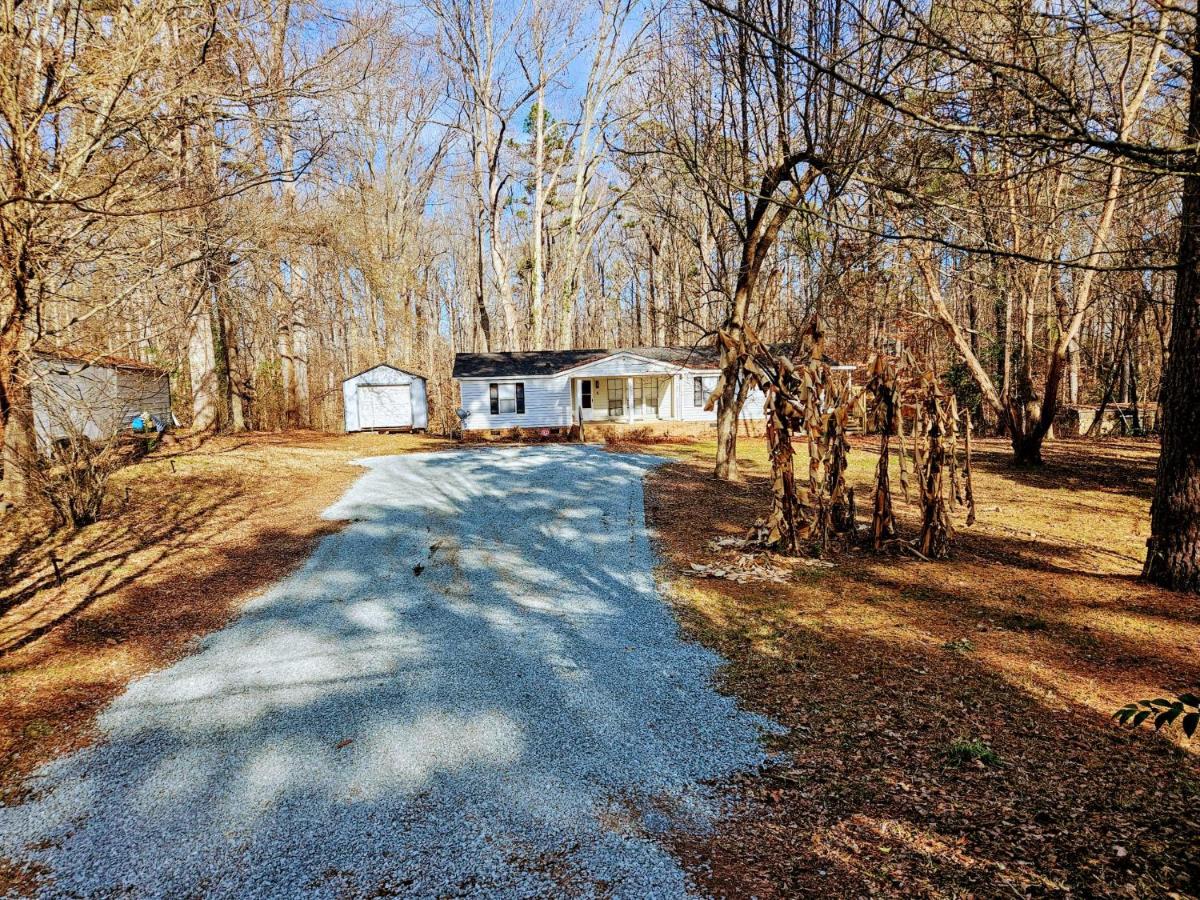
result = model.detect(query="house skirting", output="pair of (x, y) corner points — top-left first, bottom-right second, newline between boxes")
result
(460, 425), (575, 443)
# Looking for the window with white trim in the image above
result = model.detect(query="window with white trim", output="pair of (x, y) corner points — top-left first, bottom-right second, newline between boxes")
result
(693, 375), (717, 407)
(489, 382), (525, 415)
(580, 380), (592, 409)
(607, 379), (624, 416)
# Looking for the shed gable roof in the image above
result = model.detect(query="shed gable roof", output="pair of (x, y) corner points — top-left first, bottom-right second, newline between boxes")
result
(342, 363), (424, 383)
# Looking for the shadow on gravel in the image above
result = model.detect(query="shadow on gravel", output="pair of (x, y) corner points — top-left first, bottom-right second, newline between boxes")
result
(0, 446), (777, 898)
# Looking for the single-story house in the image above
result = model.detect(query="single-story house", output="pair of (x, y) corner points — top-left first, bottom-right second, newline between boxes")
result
(343, 364), (429, 432)
(452, 346), (769, 433)
(32, 350), (171, 451)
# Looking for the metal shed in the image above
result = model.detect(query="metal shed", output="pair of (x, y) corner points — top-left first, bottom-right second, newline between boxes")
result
(342, 364), (428, 433)
(32, 350), (171, 452)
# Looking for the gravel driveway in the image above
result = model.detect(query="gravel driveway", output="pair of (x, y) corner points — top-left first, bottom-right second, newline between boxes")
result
(0, 446), (776, 898)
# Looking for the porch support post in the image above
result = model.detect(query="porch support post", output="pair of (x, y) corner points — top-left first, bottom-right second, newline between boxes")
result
(625, 375), (634, 424)
(574, 377), (582, 425)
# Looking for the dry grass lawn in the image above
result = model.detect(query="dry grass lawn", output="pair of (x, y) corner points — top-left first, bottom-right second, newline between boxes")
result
(0, 430), (448, 803)
(622, 433), (1200, 898)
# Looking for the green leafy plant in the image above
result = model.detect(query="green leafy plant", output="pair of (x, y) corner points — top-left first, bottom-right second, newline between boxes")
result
(1114, 694), (1198, 738)
(945, 738), (1001, 767)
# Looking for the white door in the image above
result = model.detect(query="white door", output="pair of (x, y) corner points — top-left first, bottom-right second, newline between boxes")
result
(358, 385), (412, 428)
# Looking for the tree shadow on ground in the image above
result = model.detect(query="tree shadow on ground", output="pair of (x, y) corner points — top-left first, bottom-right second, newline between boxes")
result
(0, 475), (344, 801)
(0, 487), (237, 652)
(669, 617), (1199, 899)
(645, 460), (1198, 898)
(967, 438), (1158, 501)
(0, 446), (769, 898)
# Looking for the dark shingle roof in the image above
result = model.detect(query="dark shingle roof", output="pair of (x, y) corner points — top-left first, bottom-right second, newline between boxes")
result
(452, 346), (723, 378)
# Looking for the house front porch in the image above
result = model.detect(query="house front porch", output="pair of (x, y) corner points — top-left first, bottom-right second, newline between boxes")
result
(571, 374), (682, 424)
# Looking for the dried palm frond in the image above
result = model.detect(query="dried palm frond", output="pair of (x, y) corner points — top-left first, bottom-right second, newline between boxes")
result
(721, 320), (975, 561)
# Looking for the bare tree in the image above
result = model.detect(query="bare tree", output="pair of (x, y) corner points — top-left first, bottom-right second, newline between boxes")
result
(1, 0), (226, 501)
(641, 0), (895, 480)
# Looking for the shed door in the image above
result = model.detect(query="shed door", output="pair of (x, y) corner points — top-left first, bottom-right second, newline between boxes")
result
(358, 385), (412, 428)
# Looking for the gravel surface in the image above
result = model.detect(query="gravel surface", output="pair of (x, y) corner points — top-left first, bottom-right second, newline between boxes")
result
(1, 446), (778, 898)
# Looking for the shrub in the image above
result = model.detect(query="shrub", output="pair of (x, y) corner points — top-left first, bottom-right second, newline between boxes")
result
(29, 431), (137, 530)
(603, 426), (693, 446)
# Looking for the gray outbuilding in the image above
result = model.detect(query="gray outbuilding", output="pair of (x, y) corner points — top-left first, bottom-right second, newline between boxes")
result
(32, 350), (171, 452)
(342, 364), (428, 433)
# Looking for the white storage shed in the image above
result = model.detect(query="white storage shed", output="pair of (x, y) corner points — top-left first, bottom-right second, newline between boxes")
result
(342, 364), (428, 433)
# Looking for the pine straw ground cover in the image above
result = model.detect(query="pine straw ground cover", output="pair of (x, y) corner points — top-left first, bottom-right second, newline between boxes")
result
(631, 436), (1200, 899)
(0, 431), (447, 807)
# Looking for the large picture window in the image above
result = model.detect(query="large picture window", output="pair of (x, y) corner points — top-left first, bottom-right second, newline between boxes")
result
(489, 382), (525, 415)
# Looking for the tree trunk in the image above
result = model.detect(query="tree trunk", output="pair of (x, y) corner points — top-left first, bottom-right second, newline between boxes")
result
(223, 310), (247, 431)
(714, 278), (754, 482)
(1068, 336), (1080, 405)
(209, 255), (246, 431)
(1130, 330), (1141, 434)
(474, 215), (492, 352)
(290, 282), (311, 429)
(1143, 33), (1200, 591)
(1, 339), (35, 506)
(1011, 430), (1044, 466)
(529, 89), (547, 350)
(489, 208), (518, 348)
(1001, 291), (1013, 399)
(713, 381), (741, 481)
(277, 313), (296, 428)
(711, 164), (812, 482)
(188, 298), (220, 432)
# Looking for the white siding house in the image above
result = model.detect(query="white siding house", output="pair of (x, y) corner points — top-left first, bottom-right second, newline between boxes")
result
(32, 351), (171, 451)
(452, 347), (771, 433)
(343, 364), (428, 432)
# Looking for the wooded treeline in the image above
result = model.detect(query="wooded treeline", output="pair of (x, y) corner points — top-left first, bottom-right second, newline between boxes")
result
(2, 0), (1197, 581)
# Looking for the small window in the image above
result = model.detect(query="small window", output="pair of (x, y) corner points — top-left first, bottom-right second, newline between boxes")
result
(489, 382), (525, 415)
(581, 380), (592, 409)
(693, 375), (717, 406)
